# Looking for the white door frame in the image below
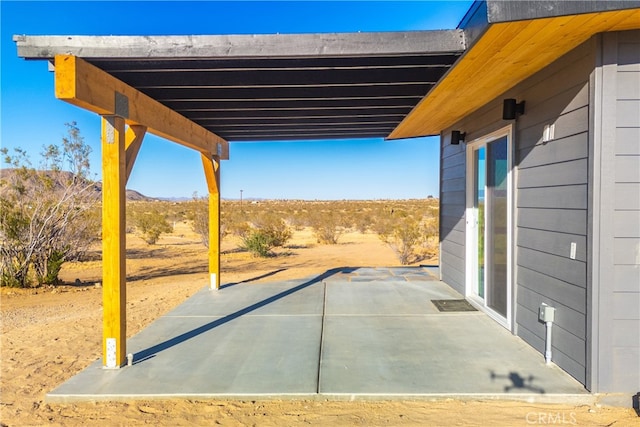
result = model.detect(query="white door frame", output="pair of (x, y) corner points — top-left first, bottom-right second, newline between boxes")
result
(465, 125), (514, 330)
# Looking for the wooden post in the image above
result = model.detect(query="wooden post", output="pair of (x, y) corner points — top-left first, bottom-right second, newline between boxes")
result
(201, 153), (221, 289)
(101, 115), (127, 368)
(52, 54), (227, 366)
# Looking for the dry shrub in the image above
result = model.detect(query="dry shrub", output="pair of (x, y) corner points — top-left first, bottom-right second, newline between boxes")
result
(374, 202), (440, 265)
(250, 213), (292, 248)
(187, 195), (210, 247)
(0, 123), (100, 287)
(309, 209), (346, 245)
(377, 210), (421, 265)
(131, 207), (173, 245)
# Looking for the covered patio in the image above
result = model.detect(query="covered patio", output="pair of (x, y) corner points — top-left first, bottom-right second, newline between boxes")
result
(15, 30), (464, 369)
(47, 267), (586, 402)
(14, 0), (640, 401)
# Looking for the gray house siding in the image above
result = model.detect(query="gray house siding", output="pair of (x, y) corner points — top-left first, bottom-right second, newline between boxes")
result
(440, 136), (466, 295)
(513, 44), (594, 386)
(591, 30), (640, 393)
(439, 28), (640, 393)
(440, 40), (596, 386)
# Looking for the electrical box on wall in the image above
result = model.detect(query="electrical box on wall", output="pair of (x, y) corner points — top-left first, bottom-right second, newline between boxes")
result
(539, 303), (556, 323)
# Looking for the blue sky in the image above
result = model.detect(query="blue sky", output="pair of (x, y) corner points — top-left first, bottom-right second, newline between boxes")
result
(1, 1), (472, 200)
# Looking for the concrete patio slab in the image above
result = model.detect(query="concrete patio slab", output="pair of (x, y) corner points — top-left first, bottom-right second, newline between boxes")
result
(324, 280), (460, 315)
(47, 267), (588, 402)
(320, 314), (581, 395)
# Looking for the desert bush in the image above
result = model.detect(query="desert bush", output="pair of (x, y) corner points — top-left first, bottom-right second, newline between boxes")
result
(171, 198), (439, 259)
(309, 213), (343, 244)
(251, 213), (292, 247)
(38, 249), (66, 285)
(238, 213), (292, 257)
(219, 201), (249, 239)
(353, 210), (373, 234)
(241, 229), (276, 257)
(287, 209), (308, 231)
(421, 235), (440, 259)
(376, 210), (423, 265)
(0, 123), (100, 287)
(373, 201), (440, 265)
(131, 207), (173, 245)
(420, 215), (440, 258)
(188, 195), (217, 248)
(228, 220), (250, 239)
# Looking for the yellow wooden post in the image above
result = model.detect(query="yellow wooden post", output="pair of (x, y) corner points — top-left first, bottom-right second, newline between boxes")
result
(201, 153), (221, 289)
(102, 115), (127, 368)
(53, 54), (228, 366)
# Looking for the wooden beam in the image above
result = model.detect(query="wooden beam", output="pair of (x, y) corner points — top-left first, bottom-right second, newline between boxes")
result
(55, 54), (229, 159)
(125, 125), (146, 183)
(201, 153), (221, 290)
(101, 115), (127, 368)
(19, 32), (465, 60)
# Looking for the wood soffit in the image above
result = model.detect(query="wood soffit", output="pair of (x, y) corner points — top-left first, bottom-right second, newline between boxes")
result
(389, 8), (640, 139)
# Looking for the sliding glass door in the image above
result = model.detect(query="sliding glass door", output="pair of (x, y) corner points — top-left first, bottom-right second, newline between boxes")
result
(467, 128), (511, 327)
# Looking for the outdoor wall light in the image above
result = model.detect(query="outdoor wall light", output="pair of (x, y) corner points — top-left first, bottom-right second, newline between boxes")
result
(503, 98), (526, 120)
(451, 130), (466, 145)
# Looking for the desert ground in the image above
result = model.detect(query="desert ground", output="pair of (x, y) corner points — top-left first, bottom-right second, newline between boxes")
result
(1, 222), (638, 426)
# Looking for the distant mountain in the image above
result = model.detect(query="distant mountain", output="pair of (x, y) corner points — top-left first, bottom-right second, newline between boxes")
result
(87, 181), (157, 202)
(0, 168), (157, 202)
(126, 189), (156, 201)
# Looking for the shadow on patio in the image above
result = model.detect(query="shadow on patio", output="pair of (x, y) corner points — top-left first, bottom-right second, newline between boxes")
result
(47, 267), (587, 402)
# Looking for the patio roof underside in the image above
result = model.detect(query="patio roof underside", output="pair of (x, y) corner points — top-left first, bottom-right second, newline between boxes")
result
(14, 3), (640, 144)
(16, 31), (465, 142)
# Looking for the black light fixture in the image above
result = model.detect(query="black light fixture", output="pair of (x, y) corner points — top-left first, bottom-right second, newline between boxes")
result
(503, 98), (526, 120)
(451, 130), (466, 145)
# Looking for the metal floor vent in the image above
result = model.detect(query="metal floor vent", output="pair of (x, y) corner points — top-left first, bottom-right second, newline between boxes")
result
(431, 299), (478, 312)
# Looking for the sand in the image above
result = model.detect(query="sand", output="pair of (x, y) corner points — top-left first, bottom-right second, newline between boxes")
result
(1, 224), (637, 426)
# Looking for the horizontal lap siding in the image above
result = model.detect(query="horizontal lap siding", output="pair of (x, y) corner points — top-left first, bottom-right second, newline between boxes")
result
(440, 137), (467, 295)
(439, 31), (639, 391)
(439, 38), (596, 387)
(512, 41), (593, 386)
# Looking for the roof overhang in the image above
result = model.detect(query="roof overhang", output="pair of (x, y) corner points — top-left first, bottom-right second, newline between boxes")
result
(14, 1), (640, 144)
(389, 1), (640, 138)
(15, 31), (465, 142)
